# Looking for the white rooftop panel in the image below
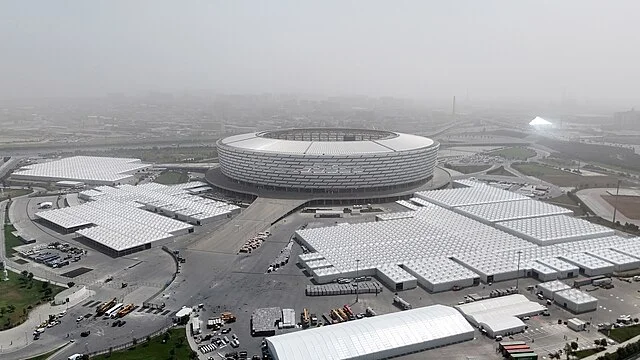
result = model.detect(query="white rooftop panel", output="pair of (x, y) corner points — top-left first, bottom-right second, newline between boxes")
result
(560, 253), (614, 271)
(554, 288), (598, 305)
(536, 258), (580, 272)
(587, 248), (640, 267)
(538, 280), (571, 293)
(13, 156), (149, 183)
(266, 305), (474, 360)
(456, 200), (573, 223)
(496, 215), (614, 245)
(415, 185), (529, 208)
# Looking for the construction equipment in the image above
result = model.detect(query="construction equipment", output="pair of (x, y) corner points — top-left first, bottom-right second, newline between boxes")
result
(343, 305), (354, 319)
(116, 304), (135, 318)
(221, 312), (236, 323)
(301, 308), (310, 328)
(96, 298), (117, 315)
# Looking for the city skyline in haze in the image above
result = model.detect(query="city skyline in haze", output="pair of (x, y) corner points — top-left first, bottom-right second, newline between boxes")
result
(1, 1), (639, 107)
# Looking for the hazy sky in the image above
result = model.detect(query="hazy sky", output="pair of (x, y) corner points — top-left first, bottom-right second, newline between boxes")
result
(1, 1), (639, 104)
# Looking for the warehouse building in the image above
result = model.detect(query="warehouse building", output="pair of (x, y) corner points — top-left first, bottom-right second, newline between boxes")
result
(559, 253), (615, 276)
(536, 258), (579, 279)
(12, 156), (150, 186)
(403, 258), (480, 293)
(587, 248), (640, 272)
(455, 199), (573, 224)
(36, 182), (239, 256)
(554, 289), (598, 313)
(266, 305), (474, 360)
(495, 215), (615, 245)
(295, 180), (640, 288)
(537, 280), (572, 300)
(455, 295), (546, 338)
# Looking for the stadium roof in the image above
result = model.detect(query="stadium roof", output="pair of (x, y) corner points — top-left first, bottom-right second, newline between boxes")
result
(219, 130), (435, 155)
(266, 305), (474, 360)
(13, 156), (149, 183)
(530, 116), (552, 126)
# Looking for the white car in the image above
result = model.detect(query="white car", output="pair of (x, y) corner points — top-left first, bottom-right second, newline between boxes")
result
(76, 316), (83, 322)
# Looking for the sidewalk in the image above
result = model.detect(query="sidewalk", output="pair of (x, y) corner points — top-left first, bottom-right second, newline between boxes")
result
(0, 286), (94, 353)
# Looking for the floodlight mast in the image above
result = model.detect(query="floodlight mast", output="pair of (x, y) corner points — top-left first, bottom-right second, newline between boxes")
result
(355, 259), (360, 303)
(516, 250), (522, 292)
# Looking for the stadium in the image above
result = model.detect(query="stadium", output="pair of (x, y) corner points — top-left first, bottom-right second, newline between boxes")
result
(212, 128), (440, 196)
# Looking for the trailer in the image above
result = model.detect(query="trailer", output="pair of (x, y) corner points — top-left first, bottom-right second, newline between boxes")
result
(498, 341), (526, 354)
(393, 295), (412, 310)
(105, 303), (123, 318)
(116, 304), (135, 318)
(97, 298), (117, 315)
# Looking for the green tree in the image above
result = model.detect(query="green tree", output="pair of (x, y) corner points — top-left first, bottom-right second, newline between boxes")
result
(564, 343), (572, 360)
(0, 307), (5, 317)
(41, 281), (49, 289)
(571, 341), (578, 351)
(27, 272), (33, 281)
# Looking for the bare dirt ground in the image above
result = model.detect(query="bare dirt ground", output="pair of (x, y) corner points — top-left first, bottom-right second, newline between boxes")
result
(602, 195), (640, 219)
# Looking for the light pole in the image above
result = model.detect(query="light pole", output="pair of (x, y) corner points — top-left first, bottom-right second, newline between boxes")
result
(516, 251), (522, 292)
(612, 179), (621, 226)
(355, 259), (360, 303)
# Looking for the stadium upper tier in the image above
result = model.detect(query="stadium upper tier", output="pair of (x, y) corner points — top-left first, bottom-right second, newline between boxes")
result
(216, 128), (439, 192)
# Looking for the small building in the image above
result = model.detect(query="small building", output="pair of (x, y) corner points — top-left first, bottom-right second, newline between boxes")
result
(567, 318), (587, 331)
(175, 306), (193, 324)
(455, 295), (546, 338)
(536, 258), (579, 279)
(537, 280), (571, 300)
(280, 308), (296, 329)
(251, 307), (282, 336)
(554, 289), (598, 313)
(376, 264), (417, 291)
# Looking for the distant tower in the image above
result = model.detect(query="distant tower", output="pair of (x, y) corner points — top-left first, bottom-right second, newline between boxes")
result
(452, 96), (456, 119)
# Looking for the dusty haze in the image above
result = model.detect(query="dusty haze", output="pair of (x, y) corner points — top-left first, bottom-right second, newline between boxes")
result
(1, 1), (639, 104)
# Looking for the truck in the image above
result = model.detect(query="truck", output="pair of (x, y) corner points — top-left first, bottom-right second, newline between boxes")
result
(365, 307), (377, 317)
(96, 298), (117, 315)
(592, 277), (612, 287)
(336, 308), (349, 321)
(393, 295), (412, 310)
(116, 304), (135, 318)
(221, 312), (236, 323)
(343, 304), (355, 319)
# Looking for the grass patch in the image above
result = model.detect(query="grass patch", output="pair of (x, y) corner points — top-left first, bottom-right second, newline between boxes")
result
(488, 147), (537, 160)
(606, 324), (640, 343)
(0, 270), (65, 330)
(92, 328), (193, 360)
(0, 188), (31, 202)
(154, 171), (189, 185)
(573, 348), (604, 359)
(25, 344), (69, 360)
(486, 165), (516, 177)
(444, 164), (492, 174)
(4, 224), (23, 257)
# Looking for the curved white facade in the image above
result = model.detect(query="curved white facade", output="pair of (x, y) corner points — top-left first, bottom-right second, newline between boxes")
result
(217, 129), (439, 192)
